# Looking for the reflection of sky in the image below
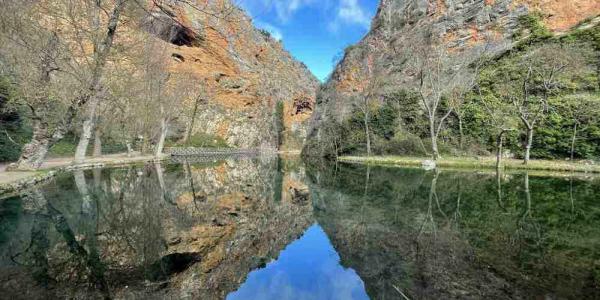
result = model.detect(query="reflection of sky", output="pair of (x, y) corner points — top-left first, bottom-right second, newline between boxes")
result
(226, 224), (370, 300)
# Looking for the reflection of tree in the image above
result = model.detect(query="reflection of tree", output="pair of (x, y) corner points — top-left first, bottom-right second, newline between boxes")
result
(418, 170), (440, 238)
(72, 170), (106, 294)
(515, 172), (542, 253)
(452, 177), (462, 228)
(155, 162), (177, 206)
(3, 157), (314, 298)
(495, 168), (506, 210)
(11, 193), (52, 287)
(350, 165), (371, 248)
(13, 189), (111, 297)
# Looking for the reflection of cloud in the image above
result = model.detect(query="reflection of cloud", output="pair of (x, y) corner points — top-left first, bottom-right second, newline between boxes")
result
(226, 224), (369, 300)
(329, 0), (371, 32)
(255, 21), (284, 41)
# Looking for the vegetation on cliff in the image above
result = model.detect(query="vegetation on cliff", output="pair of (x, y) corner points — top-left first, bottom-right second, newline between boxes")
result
(305, 2), (600, 167)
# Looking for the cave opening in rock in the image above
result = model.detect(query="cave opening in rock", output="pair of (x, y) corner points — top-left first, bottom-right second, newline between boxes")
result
(142, 12), (200, 47)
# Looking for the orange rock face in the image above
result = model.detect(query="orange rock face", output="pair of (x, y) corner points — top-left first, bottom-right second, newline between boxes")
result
(147, 0), (319, 149)
(514, 0), (600, 32)
(37, 0), (318, 150)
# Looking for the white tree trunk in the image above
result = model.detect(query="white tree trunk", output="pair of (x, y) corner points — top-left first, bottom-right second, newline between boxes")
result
(364, 112), (371, 157)
(74, 97), (100, 163)
(429, 117), (439, 161)
(93, 127), (102, 157)
(570, 123), (578, 160)
(155, 117), (168, 157)
(10, 120), (52, 170)
(524, 127), (533, 165)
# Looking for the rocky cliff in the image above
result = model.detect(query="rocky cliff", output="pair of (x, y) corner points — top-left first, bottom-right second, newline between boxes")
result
(145, 0), (319, 150)
(306, 0), (600, 152)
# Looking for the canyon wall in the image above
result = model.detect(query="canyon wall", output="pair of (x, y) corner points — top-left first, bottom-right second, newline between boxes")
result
(306, 0), (600, 154)
(146, 0), (319, 150)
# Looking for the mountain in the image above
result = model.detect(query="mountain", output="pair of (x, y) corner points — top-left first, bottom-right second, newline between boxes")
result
(305, 0), (600, 157)
(145, 0), (319, 150)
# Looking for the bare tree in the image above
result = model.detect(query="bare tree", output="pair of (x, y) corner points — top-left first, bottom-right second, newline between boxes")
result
(352, 46), (395, 157)
(561, 94), (600, 160)
(0, 0), (130, 170)
(74, 0), (130, 163)
(477, 85), (518, 169)
(410, 44), (475, 160)
(499, 44), (589, 165)
(183, 79), (212, 143)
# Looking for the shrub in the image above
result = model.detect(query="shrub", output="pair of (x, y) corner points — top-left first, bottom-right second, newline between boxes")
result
(167, 132), (230, 148)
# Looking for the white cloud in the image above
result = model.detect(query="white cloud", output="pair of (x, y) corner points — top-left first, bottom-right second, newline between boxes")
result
(238, 0), (370, 33)
(329, 0), (371, 32)
(273, 0), (315, 23)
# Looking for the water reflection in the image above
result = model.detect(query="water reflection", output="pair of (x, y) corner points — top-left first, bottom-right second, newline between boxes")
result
(0, 157), (314, 299)
(227, 224), (368, 300)
(309, 163), (600, 299)
(0, 157), (599, 299)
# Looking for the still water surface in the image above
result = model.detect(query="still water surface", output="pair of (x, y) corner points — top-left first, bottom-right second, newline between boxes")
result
(0, 156), (599, 299)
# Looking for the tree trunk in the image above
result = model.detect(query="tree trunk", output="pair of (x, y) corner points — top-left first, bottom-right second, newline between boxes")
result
(13, 0), (127, 169)
(458, 115), (464, 150)
(524, 127), (533, 165)
(93, 127), (102, 157)
(74, 98), (100, 163)
(126, 141), (133, 157)
(570, 123), (578, 161)
(364, 110), (371, 157)
(429, 117), (439, 161)
(185, 97), (200, 143)
(155, 117), (168, 157)
(10, 120), (52, 171)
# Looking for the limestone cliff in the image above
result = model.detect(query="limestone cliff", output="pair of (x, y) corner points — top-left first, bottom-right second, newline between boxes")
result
(145, 0), (319, 150)
(306, 0), (600, 153)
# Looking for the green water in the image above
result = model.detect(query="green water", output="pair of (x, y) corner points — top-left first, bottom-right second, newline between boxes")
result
(0, 157), (599, 299)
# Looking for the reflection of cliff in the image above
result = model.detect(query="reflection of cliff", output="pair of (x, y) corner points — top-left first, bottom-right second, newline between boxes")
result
(307, 163), (600, 299)
(309, 166), (515, 299)
(0, 157), (313, 299)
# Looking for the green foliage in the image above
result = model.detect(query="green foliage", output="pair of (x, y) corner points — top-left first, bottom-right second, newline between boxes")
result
(258, 29), (271, 39)
(384, 91), (428, 137)
(466, 30), (600, 159)
(312, 22), (600, 161)
(0, 76), (30, 162)
(47, 137), (77, 158)
(167, 132), (230, 148)
(514, 13), (553, 49)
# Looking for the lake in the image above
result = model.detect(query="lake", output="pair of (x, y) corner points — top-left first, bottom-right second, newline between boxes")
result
(0, 156), (599, 299)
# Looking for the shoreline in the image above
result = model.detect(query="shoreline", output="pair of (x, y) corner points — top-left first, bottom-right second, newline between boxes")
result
(0, 149), (302, 197)
(338, 155), (600, 175)
(0, 154), (168, 198)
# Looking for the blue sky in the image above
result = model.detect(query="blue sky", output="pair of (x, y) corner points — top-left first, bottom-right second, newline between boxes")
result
(237, 0), (380, 81)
